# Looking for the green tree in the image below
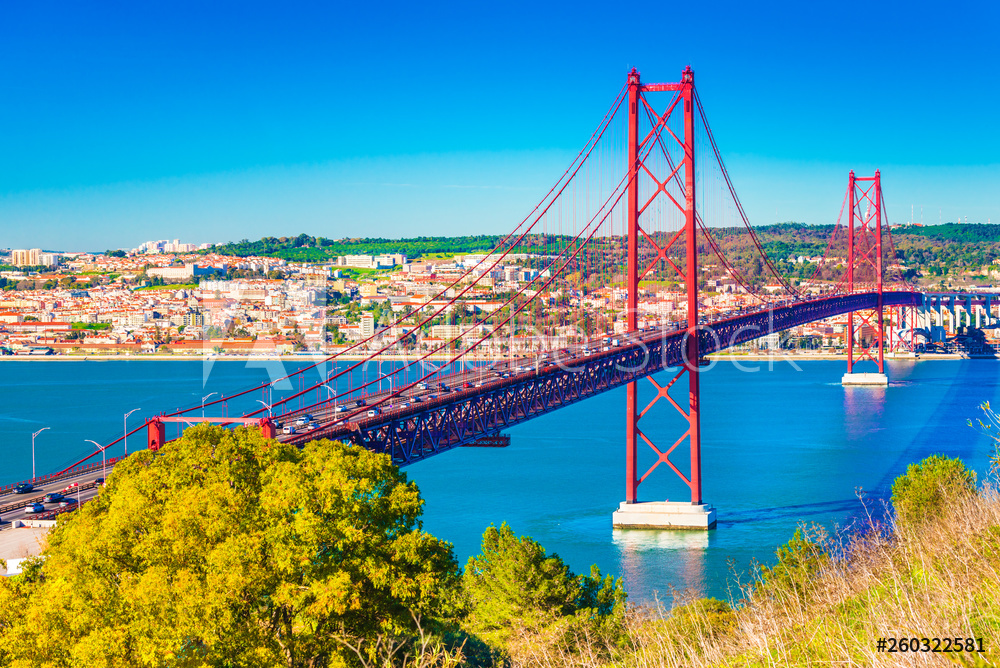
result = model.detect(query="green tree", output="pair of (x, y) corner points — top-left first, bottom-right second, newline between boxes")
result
(462, 523), (624, 657)
(0, 426), (461, 666)
(891, 454), (976, 526)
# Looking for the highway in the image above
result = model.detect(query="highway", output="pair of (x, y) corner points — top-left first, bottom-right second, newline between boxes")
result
(0, 467), (107, 528)
(273, 296), (845, 442)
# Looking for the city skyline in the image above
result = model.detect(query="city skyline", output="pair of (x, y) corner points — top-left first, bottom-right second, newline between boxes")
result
(1, 1), (998, 250)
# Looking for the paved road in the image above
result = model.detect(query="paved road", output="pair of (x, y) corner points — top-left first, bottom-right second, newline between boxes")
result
(0, 468), (108, 528)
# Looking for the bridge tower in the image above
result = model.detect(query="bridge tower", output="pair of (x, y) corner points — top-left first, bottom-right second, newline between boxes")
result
(612, 67), (715, 530)
(842, 170), (888, 385)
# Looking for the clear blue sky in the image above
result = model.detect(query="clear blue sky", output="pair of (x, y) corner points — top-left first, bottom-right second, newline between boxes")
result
(1, 1), (998, 251)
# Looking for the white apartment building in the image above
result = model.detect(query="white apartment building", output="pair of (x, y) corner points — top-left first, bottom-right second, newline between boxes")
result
(360, 313), (375, 337)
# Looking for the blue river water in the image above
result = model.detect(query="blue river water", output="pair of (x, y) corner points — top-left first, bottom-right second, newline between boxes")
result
(0, 357), (996, 604)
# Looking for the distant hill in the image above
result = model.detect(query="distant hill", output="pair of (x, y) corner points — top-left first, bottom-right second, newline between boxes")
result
(205, 223), (1000, 286)
(209, 234), (506, 261)
(893, 223), (1000, 243)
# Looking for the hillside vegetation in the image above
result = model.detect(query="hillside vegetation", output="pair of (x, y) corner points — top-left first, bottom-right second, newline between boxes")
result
(210, 224), (1000, 289)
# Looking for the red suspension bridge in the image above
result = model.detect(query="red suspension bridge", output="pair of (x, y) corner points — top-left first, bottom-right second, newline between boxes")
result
(13, 67), (938, 528)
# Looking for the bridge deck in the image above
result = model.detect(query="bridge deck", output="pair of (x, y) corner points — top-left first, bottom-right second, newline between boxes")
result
(278, 291), (921, 465)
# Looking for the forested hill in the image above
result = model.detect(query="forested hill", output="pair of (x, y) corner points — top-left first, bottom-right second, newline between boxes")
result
(209, 234), (503, 261)
(893, 223), (1000, 243)
(207, 224), (1000, 279)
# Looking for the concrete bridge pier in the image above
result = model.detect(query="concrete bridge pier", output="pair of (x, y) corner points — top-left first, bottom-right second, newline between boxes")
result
(842, 308), (888, 386)
(842, 372), (888, 385)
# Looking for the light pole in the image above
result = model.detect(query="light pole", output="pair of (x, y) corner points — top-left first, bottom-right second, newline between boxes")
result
(31, 427), (49, 480)
(255, 399), (272, 418)
(322, 383), (338, 411)
(123, 408), (140, 455)
(201, 392), (217, 418)
(85, 440), (106, 482)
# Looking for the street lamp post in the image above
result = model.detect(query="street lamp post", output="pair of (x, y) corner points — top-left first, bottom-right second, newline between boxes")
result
(201, 392), (217, 418)
(85, 440), (106, 482)
(123, 408), (140, 455)
(321, 383), (336, 412)
(255, 399), (272, 417)
(30, 427), (49, 480)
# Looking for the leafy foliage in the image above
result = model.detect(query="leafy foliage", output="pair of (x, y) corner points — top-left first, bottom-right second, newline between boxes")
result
(0, 425), (461, 667)
(891, 454), (977, 526)
(462, 522), (625, 658)
(895, 223), (1000, 243)
(210, 234), (508, 261)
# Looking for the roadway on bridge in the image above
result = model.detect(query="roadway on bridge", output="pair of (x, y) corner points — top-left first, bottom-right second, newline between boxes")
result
(0, 468), (107, 529)
(273, 294), (911, 445)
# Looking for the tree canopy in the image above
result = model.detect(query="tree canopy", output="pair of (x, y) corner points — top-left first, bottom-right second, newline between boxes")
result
(462, 523), (625, 658)
(0, 425), (460, 667)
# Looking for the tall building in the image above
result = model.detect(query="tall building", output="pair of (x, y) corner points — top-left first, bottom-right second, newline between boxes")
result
(360, 313), (375, 337)
(10, 249), (47, 267)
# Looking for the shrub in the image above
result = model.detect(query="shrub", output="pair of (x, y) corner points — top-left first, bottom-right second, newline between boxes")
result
(758, 525), (829, 598)
(667, 597), (736, 640)
(462, 523), (625, 659)
(891, 454), (976, 526)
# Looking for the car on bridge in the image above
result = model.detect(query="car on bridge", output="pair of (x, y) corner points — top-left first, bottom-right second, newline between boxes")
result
(334, 405), (348, 413)
(42, 493), (64, 503)
(367, 408), (380, 417)
(14, 483), (34, 494)
(59, 498), (78, 508)
(283, 425), (297, 435)
(24, 503), (44, 514)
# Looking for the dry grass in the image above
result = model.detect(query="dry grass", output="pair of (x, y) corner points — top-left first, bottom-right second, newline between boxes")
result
(499, 486), (1000, 668)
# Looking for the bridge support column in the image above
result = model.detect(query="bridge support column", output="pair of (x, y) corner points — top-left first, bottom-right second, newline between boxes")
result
(842, 170), (887, 386)
(259, 418), (277, 440)
(613, 66), (714, 530)
(147, 418), (165, 452)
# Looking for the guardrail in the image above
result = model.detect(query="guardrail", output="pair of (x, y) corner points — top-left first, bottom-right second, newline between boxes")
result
(19, 503), (78, 523)
(0, 480), (99, 516)
(0, 457), (121, 497)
